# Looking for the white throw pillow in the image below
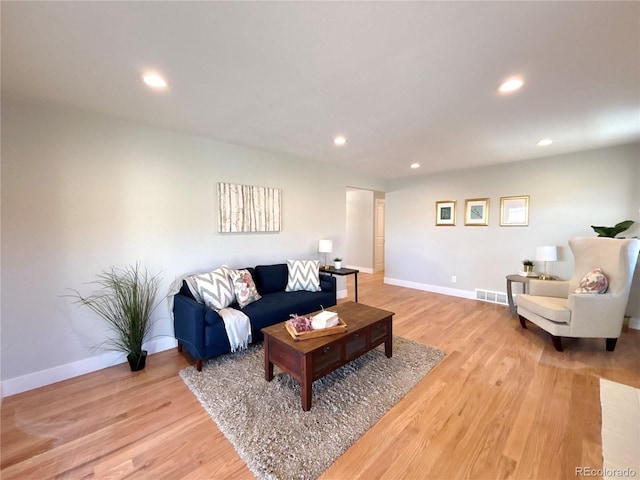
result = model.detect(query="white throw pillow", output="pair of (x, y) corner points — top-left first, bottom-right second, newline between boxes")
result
(285, 260), (321, 292)
(192, 265), (235, 310)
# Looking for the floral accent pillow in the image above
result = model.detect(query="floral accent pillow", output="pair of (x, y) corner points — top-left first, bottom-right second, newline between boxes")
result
(230, 269), (262, 308)
(574, 268), (609, 294)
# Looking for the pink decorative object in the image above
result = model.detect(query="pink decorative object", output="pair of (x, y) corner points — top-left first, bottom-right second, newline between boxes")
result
(287, 314), (313, 333)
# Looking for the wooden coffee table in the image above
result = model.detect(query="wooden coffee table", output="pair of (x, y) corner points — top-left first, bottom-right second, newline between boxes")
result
(261, 301), (394, 411)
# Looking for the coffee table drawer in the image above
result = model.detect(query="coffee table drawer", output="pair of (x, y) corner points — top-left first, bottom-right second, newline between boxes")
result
(345, 331), (367, 360)
(370, 320), (389, 345)
(268, 340), (301, 377)
(312, 344), (342, 376)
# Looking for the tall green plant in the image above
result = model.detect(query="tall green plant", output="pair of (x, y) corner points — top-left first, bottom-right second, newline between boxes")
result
(69, 263), (161, 358)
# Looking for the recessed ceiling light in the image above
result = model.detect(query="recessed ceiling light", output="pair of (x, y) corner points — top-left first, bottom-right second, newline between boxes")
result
(498, 77), (524, 93)
(142, 73), (168, 89)
(537, 138), (553, 146)
(334, 136), (347, 146)
(410, 163), (420, 169)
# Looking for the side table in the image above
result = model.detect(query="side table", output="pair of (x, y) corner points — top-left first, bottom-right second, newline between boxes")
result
(319, 266), (360, 302)
(506, 274), (532, 317)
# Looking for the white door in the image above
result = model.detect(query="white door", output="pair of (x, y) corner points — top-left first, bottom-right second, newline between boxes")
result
(374, 198), (385, 272)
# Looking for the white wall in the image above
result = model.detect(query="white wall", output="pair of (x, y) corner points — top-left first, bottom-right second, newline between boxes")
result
(385, 142), (640, 316)
(0, 98), (386, 394)
(346, 188), (374, 271)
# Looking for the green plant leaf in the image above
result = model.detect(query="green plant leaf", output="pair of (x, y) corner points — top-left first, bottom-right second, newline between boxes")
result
(614, 220), (634, 232)
(591, 220), (634, 238)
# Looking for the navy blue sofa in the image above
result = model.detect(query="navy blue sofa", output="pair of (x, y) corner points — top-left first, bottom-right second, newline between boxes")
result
(173, 263), (337, 370)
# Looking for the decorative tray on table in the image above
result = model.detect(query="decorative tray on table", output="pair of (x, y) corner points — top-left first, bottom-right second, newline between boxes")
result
(285, 312), (348, 341)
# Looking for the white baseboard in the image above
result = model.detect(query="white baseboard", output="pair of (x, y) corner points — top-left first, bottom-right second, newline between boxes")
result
(337, 289), (348, 299)
(1, 337), (178, 398)
(384, 277), (477, 300)
(629, 316), (640, 330)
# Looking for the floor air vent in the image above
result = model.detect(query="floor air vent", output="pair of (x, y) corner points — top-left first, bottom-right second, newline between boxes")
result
(475, 289), (508, 305)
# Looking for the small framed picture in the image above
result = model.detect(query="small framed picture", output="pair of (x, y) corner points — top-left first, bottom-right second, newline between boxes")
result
(500, 195), (529, 226)
(436, 200), (456, 226)
(464, 198), (489, 226)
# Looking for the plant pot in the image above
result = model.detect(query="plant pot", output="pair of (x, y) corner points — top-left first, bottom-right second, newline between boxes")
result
(127, 350), (147, 371)
(523, 265), (533, 273)
(334, 261), (342, 269)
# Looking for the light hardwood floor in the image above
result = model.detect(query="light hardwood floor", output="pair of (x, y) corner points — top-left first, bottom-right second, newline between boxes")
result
(2, 273), (639, 479)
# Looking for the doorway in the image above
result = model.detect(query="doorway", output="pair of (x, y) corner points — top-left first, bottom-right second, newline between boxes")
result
(346, 188), (385, 273)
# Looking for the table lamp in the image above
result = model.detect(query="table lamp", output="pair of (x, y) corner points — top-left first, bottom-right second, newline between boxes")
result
(318, 239), (333, 268)
(536, 245), (557, 280)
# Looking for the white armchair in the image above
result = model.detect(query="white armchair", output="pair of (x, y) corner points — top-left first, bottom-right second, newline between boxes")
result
(517, 237), (640, 351)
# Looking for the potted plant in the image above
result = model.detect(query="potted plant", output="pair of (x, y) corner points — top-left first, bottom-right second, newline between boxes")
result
(591, 220), (635, 238)
(334, 257), (343, 269)
(522, 259), (534, 274)
(68, 262), (162, 371)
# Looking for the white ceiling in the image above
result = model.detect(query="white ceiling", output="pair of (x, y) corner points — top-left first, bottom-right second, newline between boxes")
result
(3, 1), (639, 179)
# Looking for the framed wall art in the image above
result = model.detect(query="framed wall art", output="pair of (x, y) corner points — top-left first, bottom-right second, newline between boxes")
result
(218, 182), (281, 233)
(435, 200), (456, 226)
(500, 195), (529, 226)
(464, 198), (489, 226)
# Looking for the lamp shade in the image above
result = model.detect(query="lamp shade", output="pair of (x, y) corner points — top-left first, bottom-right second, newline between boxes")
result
(318, 239), (333, 253)
(536, 245), (558, 262)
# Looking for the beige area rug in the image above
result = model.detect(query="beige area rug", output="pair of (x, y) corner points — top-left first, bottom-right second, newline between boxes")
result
(600, 378), (640, 479)
(180, 336), (445, 480)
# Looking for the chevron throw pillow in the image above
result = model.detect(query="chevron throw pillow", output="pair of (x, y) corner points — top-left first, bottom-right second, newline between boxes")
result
(192, 265), (236, 311)
(285, 260), (321, 292)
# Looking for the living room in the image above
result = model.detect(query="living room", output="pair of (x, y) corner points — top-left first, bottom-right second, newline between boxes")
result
(2, 2), (639, 479)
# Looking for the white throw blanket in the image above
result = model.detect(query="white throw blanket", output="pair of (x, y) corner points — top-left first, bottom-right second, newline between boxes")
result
(168, 273), (252, 353)
(218, 307), (252, 352)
